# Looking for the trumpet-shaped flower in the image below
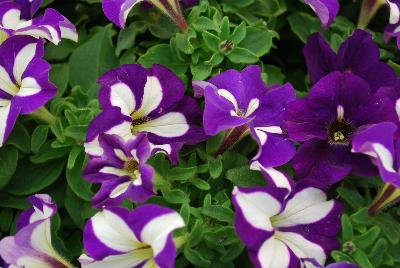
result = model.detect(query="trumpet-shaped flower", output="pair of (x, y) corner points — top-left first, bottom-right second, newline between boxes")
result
(85, 64), (205, 164)
(232, 181), (342, 268)
(79, 204), (185, 268)
(303, 0), (339, 28)
(0, 194), (73, 267)
(84, 133), (155, 208)
(194, 65), (296, 169)
(303, 29), (397, 91)
(0, 1), (77, 45)
(102, 0), (190, 30)
(0, 36), (56, 147)
(284, 71), (397, 186)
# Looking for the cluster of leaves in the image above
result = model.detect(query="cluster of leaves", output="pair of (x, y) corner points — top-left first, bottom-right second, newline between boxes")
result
(1, 0), (400, 267)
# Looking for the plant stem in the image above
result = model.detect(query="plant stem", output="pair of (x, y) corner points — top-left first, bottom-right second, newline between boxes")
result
(215, 125), (250, 156)
(357, 0), (386, 29)
(30, 107), (57, 125)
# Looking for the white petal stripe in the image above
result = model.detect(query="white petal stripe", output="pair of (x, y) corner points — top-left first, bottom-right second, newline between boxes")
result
(276, 231), (326, 265)
(2, 9), (21, 29)
(135, 76), (163, 117)
(132, 112), (189, 138)
(372, 143), (397, 173)
(217, 89), (239, 112)
(13, 43), (37, 84)
(0, 65), (18, 96)
(18, 77), (41, 97)
(258, 237), (291, 268)
(91, 210), (142, 252)
(232, 187), (280, 231)
(389, 1), (400, 24)
(141, 212), (185, 256)
(80, 250), (153, 268)
(110, 83), (136, 116)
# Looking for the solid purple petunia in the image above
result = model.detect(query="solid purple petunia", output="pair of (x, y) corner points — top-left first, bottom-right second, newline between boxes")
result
(84, 64), (205, 164)
(284, 71), (397, 186)
(0, 194), (73, 267)
(84, 133), (155, 208)
(303, 29), (397, 91)
(79, 204), (185, 268)
(0, 36), (56, 147)
(232, 180), (342, 268)
(0, 0), (77, 45)
(194, 65), (296, 169)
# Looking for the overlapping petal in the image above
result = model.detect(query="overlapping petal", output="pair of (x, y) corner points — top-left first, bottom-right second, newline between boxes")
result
(304, 0), (339, 28)
(0, 35), (56, 147)
(0, 194), (72, 268)
(80, 205), (185, 268)
(232, 181), (342, 268)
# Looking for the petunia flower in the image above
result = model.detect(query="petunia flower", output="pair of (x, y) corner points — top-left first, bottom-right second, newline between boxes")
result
(303, 0), (340, 28)
(284, 71), (397, 187)
(84, 64), (205, 164)
(303, 29), (397, 92)
(352, 121), (400, 215)
(102, 0), (191, 31)
(384, 0), (400, 48)
(84, 133), (155, 208)
(193, 65), (296, 169)
(0, 1), (77, 45)
(232, 181), (342, 268)
(79, 204), (185, 268)
(0, 194), (73, 267)
(0, 36), (56, 147)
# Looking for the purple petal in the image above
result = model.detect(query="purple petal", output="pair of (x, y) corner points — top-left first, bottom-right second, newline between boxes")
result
(304, 0), (339, 28)
(102, 0), (141, 28)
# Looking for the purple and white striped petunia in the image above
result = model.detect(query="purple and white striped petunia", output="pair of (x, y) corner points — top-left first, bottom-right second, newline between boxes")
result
(352, 122), (400, 215)
(303, 0), (339, 28)
(232, 181), (342, 268)
(0, 1), (77, 45)
(0, 36), (56, 147)
(79, 204), (185, 268)
(84, 133), (155, 208)
(0, 194), (73, 267)
(85, 64), (205, 164)
(284, 71), (397, 187)
(194, 65), (296, 169)
(102, 0), (191, 31)
(384, 0), (400, 48)
(303, 29), (397, 92)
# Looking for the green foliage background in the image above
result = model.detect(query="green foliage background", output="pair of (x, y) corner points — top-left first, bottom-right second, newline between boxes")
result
(1, 0), (400, 267)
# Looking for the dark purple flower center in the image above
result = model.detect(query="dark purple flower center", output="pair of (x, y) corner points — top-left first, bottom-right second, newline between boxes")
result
(327, 119), (354, 145)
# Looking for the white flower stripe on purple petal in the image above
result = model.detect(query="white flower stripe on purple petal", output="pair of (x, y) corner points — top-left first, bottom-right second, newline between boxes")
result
(0, 35), (56, 147)
(232, 182), (342, 268)
(0, 194), (73, 268)
(303, 0), (339, 28)
(80, 205), (185, 268)
(0, 2), (77, 44)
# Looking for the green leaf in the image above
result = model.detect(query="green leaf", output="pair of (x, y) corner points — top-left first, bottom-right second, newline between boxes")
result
(220, 242), (245, 262)
(139, 44), (188, 75)
(0, 192), (29, 209)
(67, 146), (82, 170)
(0, 146), (18, 190)
(31, 125), (49, 154)
(6, 122), (30, 154)
(192, 16), (217, 32)
(239, 27), (277, 56)
(353, 249), (374, 268)
(337, 187), (364, 209)
(167, 167), (197, 181)
(50, 64), (70, 96)
(0, 208), (13, 232)
(175, 29), (197, 54)
(202, 31), (221, 51)
(6, 159), (65, 195)
(191, 178), (211, 190)
(208, 156), (223, 179)
(65, 186), (96, 228)
(191, 62), (213, 80)
(341, 214), (354, 242)
(189, 220), (204, 247)
(226, 166), (266, 187)
(116, 21), (147, 56)
(288, 12), (322, 43)
(201, 205), (234, 222)
(227, 47), (258, 63)
(184, 246), (212, 266)
(66, 152), (93, 201)
(30, 141), (69, 163)
(368, 238), (388, 267)
(354, 226), (381, 249)
(162, 189), (189, 204)
(180, 203), (190, 224)
(69, 25), (118, 91)
(231, 22), (247, 44)
(219, 16), (230, 40)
